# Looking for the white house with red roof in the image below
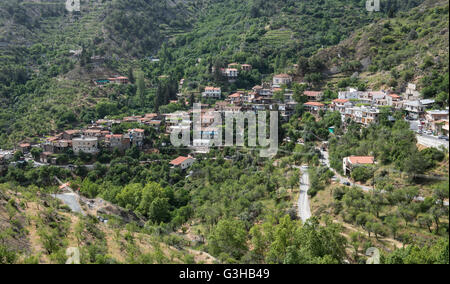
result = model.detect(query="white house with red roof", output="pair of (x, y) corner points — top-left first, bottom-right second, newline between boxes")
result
(304, 102), (326, 115)
(227, 92), (244, 105)
(170, 156), (195, 170)
(224, 68), (238, 79)
(273, 74), (292, 87)
(343, 156), (375, 175)
(108, 76), (129, 84)
(331, 99), (351, 113)
(128, 129), (145, 147)
(387, 94), (403, 109)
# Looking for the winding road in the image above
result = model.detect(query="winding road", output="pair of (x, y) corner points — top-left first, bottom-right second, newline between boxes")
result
(297, 166), (312, 223)
(416, 134), (449, 150)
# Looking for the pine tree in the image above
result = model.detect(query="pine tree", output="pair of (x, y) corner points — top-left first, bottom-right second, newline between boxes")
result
(128, 67), (135, 84)
(136, 71), (145, 108)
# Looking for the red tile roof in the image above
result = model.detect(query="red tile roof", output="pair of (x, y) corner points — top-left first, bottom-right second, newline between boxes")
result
(170, 156), (191, 166)
(106, 134), (123, 139)
(64, 130), (80, 135)
(129, 128), (145, 133)
(47, 136), (60, 142)
(304, 102), (325, 107)
(145, 113), (158, 118)
(274, 74), (291, 79)
(348, 156), (375, 165)
(304, 91), (322, 96)
(205, 86), (221, 91)
(229, 93), (242, 98)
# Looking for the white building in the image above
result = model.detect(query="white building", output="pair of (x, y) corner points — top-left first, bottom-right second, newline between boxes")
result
(223, 68), (238, 79)
(170, 156), (195, 170)
(404, 100), (425, 119)
(202, 87), (221, 99)
(341, 106), (380, 125)
(338, 88), (361, 100)
(273, 74), (292, 87)
(404, 83), (421, 100)
(343, 156), (375, 176)
(425, 110), (449, 122)
(72, 137), (99, 154)
(331, 99), (352, 113)
(128, 129), (145, 147)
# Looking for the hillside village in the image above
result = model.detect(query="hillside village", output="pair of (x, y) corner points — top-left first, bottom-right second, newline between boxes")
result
(0, 60), (449, 164)
(1, 63), (448, 264)
(0, 0), (448, 265)
(1, 64), (448, 177)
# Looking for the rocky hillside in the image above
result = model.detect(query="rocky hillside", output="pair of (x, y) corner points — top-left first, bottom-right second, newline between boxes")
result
(312, 0), (448, 100)
(0, 0), (442, 147)
(0, 184), (215, 264)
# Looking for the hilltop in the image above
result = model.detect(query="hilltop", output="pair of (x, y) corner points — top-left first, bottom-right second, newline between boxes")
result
(311, 0), (448, 101)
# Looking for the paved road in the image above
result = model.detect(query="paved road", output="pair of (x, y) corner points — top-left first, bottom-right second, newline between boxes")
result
(409, 120), (421, 132)
(297, 166), (311, 223)
(53, 193), (85, 215)
(408, 120), (449, 149)
(319, 149), (373, 191)
(53, 176), (85, 215)
(26, 158), (98, 170)
(416, 134), (449, 150)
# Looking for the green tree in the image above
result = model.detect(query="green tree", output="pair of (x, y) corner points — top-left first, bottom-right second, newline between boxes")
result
(209, 219), (248, 260)
(136, 71), (146, 108)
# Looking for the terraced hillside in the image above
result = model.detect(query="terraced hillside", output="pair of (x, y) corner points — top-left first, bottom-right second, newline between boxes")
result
(312, 0), (448, 103)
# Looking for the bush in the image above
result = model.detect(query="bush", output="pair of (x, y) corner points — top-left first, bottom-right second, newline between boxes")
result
(0, 245), (17, 264)
(351, 167), (374, 183)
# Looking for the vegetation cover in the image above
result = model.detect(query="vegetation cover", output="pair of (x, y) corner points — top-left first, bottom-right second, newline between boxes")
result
(0, 0), (448, 264)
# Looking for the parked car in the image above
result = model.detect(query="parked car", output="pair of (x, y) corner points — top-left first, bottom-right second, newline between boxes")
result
(438, 135), (449, 141)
